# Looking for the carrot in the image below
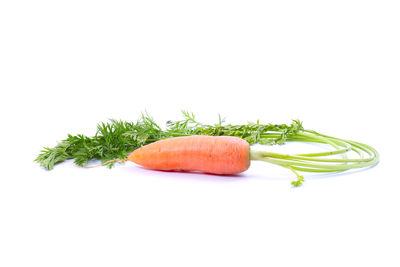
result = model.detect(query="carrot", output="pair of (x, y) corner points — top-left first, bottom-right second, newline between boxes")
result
(36, 112), (379, 186)
(128, 135), (250, 175)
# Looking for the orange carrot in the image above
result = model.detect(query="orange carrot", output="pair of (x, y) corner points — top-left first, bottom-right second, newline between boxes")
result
(128, 135), (250, 174)
(38, 115), (379, 187)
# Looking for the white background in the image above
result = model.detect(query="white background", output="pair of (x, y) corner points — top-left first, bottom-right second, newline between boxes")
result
(1, 1), (399, 266)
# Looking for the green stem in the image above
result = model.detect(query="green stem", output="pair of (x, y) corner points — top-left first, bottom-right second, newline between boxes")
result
(250, 129), (379, 186)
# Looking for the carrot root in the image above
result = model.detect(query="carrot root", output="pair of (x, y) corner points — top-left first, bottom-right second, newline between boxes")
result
(128, 135), (250, 175)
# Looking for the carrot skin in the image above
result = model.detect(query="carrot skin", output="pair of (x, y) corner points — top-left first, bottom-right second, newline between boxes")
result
(128, 135), (250, 175)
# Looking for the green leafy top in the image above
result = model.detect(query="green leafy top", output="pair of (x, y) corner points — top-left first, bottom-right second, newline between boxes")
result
(35, 111), (303, 170)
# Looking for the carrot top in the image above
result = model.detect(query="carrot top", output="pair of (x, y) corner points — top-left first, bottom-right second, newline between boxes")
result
(35, 111), (303, 170)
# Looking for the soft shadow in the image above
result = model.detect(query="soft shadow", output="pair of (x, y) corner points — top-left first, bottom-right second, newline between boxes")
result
(123, 166), (246, 183)
(303, 163), (379, 180)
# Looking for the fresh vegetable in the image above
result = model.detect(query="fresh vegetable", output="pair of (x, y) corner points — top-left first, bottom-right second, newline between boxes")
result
(128, 135), (250, 175)
(35, 111), (379, 186)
